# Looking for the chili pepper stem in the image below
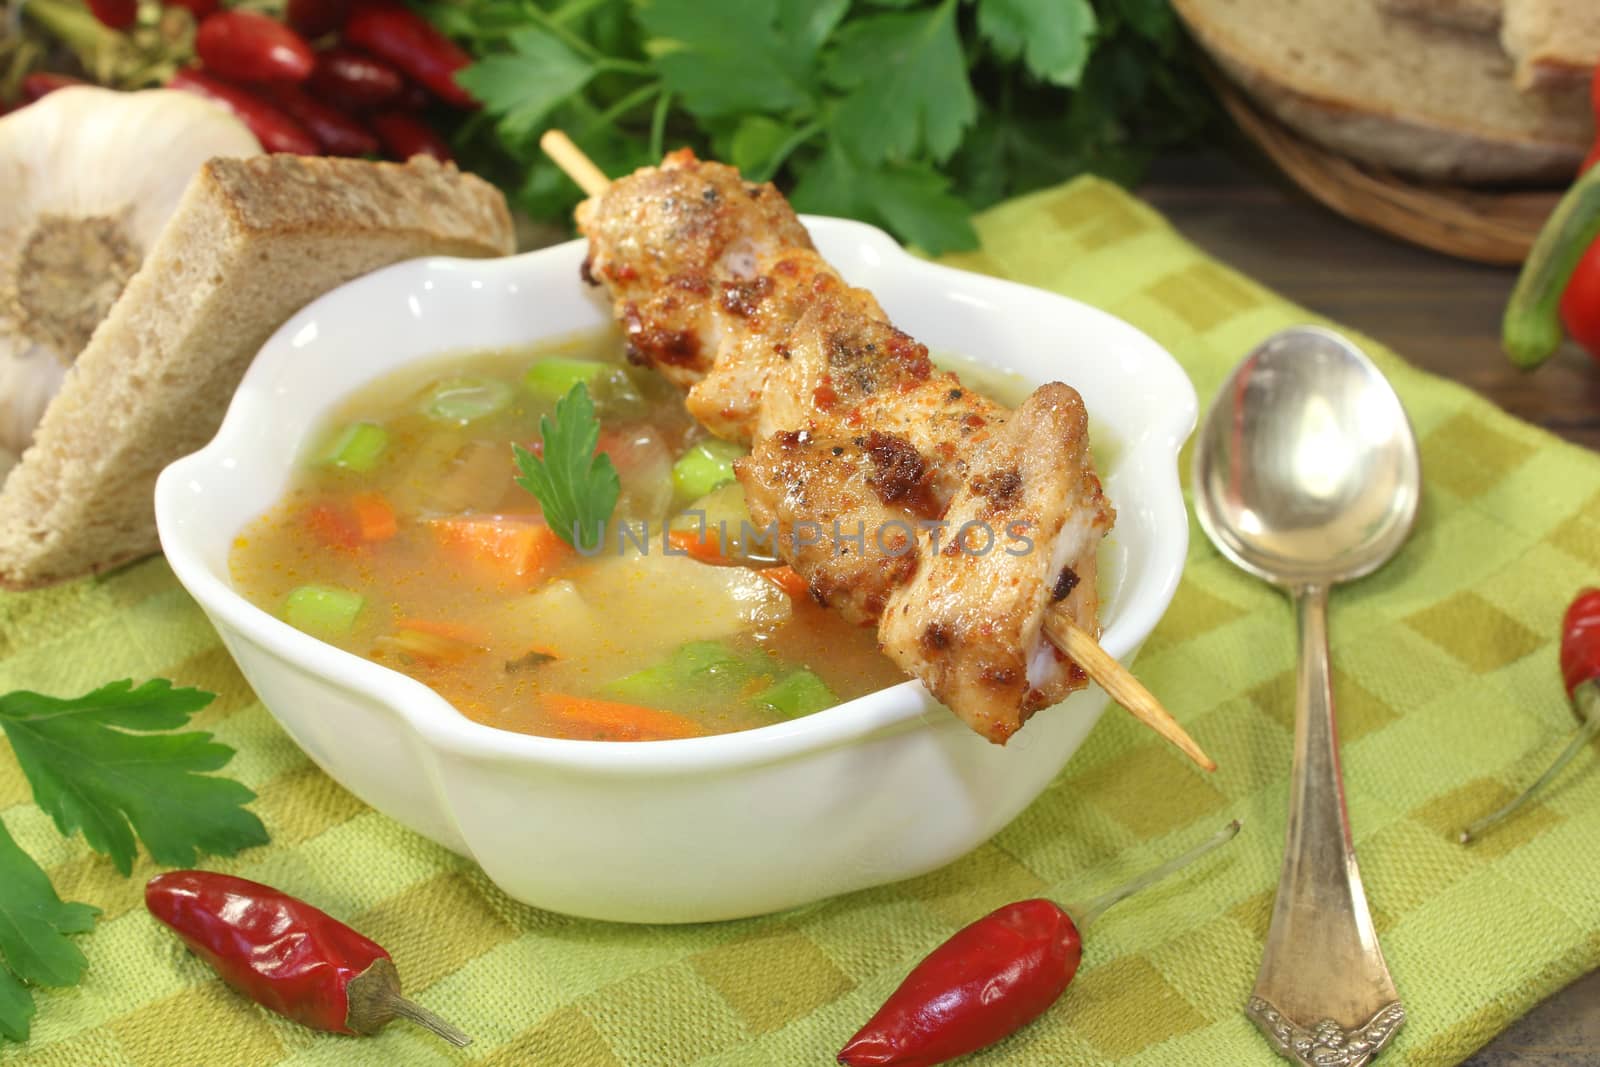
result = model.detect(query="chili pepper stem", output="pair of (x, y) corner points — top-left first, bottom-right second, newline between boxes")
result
(345, 956), (473, 1047)
(379, 991), (473, 1048)
(1460, 684), (1599, 844)
(1070, 819), (1242, 929)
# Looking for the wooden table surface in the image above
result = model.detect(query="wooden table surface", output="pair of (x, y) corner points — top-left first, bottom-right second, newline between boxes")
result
(1140, 152), (1600, 1065)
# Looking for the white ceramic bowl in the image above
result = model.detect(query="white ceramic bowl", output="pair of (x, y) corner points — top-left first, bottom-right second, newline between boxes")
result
(155, 218), (1196, 924)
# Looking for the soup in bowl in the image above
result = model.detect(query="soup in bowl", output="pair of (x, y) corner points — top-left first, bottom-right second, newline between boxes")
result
(156, 217), (1196, 922)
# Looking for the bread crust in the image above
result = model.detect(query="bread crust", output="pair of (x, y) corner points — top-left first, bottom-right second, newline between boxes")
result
(0, 155), (515, 590)
(1376, 0), (1503, 34)
(1501, 0), (1600, 92)
(1174, 0), (1592, 183)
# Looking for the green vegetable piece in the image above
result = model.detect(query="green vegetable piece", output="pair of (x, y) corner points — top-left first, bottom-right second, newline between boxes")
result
(976, 0), (1096, 87)
(421, 376), (515, 423)
(523, 357), (609, 401)
(316, 420), (389, 473)
(672, 438), (746, 501)
(826, 4), (976, 166)
(513, 382), (620, 550)
(0, 819), (98, 1042)
(753, 670), (837, 719)
(637, 0), (813, 119)
(283, 584), (365, 637)
(604, 640), (757, 703)
(0, 680), (268, 876)
(454, 27), (595, 140)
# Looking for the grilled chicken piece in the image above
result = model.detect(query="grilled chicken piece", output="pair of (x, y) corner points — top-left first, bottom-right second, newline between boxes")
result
(740, 427), (921, 626)
(879, 385), (1112, 743)
(575, 148), (815, 432)
(576, 151), (1115, 743)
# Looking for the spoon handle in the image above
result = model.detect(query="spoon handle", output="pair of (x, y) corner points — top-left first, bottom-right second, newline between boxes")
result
(1246, 584), (1405, 1067)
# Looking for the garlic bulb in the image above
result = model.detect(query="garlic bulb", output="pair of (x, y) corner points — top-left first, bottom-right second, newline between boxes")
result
(0, 87), (261, 457)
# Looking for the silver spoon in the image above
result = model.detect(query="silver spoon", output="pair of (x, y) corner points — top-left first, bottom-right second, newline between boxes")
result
(1193, 326), (1420, 1067)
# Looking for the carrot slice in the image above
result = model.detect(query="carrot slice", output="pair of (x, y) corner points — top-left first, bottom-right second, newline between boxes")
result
(760, 565), (809, 599)
(351, 492), (398, 542)
(667, 528), (728, 564)
(429, 516), (569, 583)
(538, 693), (707, 741)
(395, 617), (492, 646)
(304, 503), (361, 549)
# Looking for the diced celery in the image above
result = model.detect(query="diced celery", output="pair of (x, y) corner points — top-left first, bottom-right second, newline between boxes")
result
(527, 361), (646, 418)
(421, 377), (515, 423)
(315, 421), (388, 473)
(523, 358), (608, 401)
(753, 670), (837, 719)
(282, 584), (364, 638)
(604, 640), (769, 704)
(672, 438), (746, 501)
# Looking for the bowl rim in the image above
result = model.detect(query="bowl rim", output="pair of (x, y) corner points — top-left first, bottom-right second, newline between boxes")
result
(156, 215), (1197, 776)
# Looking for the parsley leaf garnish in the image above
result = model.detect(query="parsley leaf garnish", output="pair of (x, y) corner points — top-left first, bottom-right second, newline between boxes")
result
(454, 27), (595, 142)
(440, 0), (1218, 255)
(638, 0), (816, 119)
(0, 680), (269, 875)
(513, 382), (620, 550)
(976, 0), (1098, 87)
(792, 139), (977, 253)
(825, 1), (975, 166)
(0, 821), (98, 1042)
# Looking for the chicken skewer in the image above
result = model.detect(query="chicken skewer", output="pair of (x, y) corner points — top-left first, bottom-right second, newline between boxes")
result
(543, 132), (1214, 772)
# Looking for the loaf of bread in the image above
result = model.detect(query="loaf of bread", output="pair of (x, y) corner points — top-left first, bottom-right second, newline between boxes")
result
(0, 154), (514, 589)
(1174, 0), (1593, 183)
(1376, 0), (1502, 33)
(1502, 0), (1600, 91)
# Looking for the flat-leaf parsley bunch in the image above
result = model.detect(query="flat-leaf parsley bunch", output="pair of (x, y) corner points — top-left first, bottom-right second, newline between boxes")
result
(0, 680), (268, 1042)
(427, 0), (1213, 253)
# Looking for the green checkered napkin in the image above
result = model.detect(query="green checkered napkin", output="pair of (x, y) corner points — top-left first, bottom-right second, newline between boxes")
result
(3, 177), (1599, 1067)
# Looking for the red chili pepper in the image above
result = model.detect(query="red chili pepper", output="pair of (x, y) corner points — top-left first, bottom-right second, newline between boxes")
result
(394, 78), (432, 111)
(1561, 587), (1600, 699)
(1460, 588), (1600, 844)
(285, 0), (350, 39)
(21, 72), (87, 102)
(146, 871), (470, 1045)
(87, 0), (137, 30)
(163, 0), (220, 20)
(1557, 80), (1600, 364)
(838, 823), (1239, 1066)
(370, 110), (451, 161)
(1505, 66), (1600, 367)
(196, 11), (316, 83)
(307, 45), (404, 111)
(342, 3), (475, 109)
(168, 68), (320, 155)
(1557, 234), (1600, 363)
(267, 84), (378, 156)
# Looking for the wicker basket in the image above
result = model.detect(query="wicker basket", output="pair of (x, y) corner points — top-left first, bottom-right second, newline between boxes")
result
(1214, 79), (1563, 266)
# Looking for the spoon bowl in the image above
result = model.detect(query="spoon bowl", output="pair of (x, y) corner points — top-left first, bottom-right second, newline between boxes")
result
(1193, 325), (1419, 1066)
(1194, 325), (1421, 588)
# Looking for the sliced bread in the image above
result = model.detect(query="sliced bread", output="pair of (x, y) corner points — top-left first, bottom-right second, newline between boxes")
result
(1376, 0), (1503, 34)
(1174, 0), (1593, 183)
(0, 154), (514, 589)
(1502, 0), (1600, 91)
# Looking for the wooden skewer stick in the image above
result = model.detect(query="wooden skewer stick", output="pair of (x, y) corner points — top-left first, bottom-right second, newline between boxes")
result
(538, 130), (1217, 774)
(542, 131), (611, 197)
(1042, 614), (1214, 771)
